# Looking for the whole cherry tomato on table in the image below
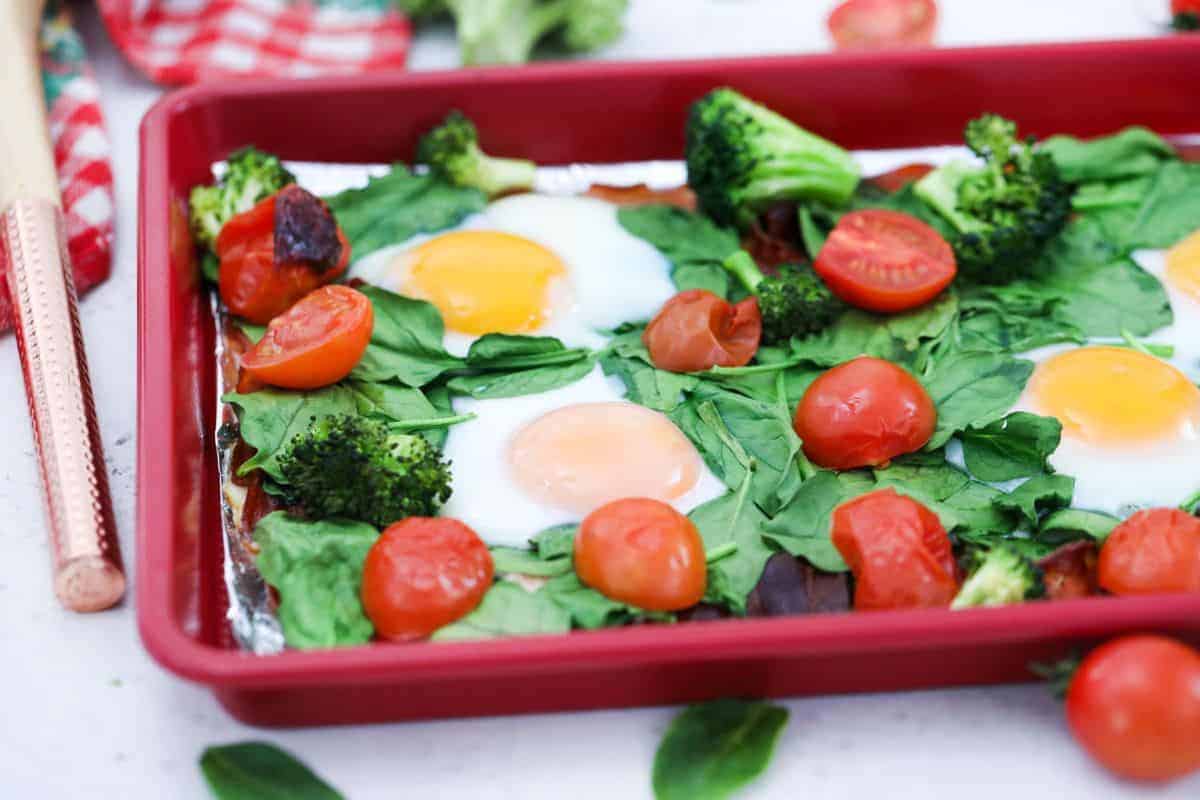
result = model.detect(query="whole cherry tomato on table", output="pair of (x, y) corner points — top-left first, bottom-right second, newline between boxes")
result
(1066, 635), (1200, 782)
(1098, 507), (1200, 595)
(793, 356), (937, 470)
(217, 185), (350, 324)
(361, 517), (493, 641)
(642, 289), (761, 373)
(242, 285), (374, 390)
(815, 209), (956, 313)
(827, 0), (938, 51)
(831, 488), (958, 610)
(575, 498), (706, 611)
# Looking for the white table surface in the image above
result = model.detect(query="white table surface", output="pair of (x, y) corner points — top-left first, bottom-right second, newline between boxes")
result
(3, 1), (1197, 797)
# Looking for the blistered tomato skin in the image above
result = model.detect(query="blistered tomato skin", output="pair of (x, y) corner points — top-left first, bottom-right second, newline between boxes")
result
(575, 498), (706, 611)
(831, 488), (958, 611)
(361, 518), (493, 641)
(643, 290), (762, 373)
(1098, 508), (1200, 595)
(1066, 635), (1200, 782)
(793, 356), (937, 470)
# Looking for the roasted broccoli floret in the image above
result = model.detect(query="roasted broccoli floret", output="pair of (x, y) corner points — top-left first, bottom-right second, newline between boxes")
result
(277, 414), (452, 528)
(1173, 11), (1199, 31)
(914, 114), (1074, 284)
(685, 88), (861, 230)
(721, 250), (844, 343)
(951, 544), (1045, 609)
(396, 0), (628, 66)
(189, 147), (294, 251)
(416, 111), (536, 197)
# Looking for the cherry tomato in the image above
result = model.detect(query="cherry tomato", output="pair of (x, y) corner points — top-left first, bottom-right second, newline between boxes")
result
(1173, 0), (1200, 15)
(827, 0), (938, 51)
(1066, 635), (1200, 782)
(361, 517), (493, 641)
(793, 356), (937, 470)
(217, 191), (350, 324)
(832, 488), (958, 611)
(1098, 508), (1200, 595)
(815, 209), (956, 313)
(868, 163), (936, 193)
(642, 290), (762, 373)
(242, 285), (373, 390)
(575, 498), (706, 611)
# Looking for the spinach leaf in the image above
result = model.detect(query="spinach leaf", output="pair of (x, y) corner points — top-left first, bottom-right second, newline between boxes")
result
(617, 205), (740, 297)
(960, 412), (1063, 482)
(464, 333), (591, 369)
(652, 699), (789, 800)
(1118, 160), (1200, 250)
(543, 573), (649, 629)
(531, 523), (578, 560)
(761, 470), (866, 572)
(225, 385), (360, 481)
(993, 474), (1075, 527)
(324, 166), (486, 261)
(689, 473), (772, 615)
(600, 352), (698, 412)
(489, 547), (572, 577)
(1041, 127), (1176, 183)
(1038, 508), (1119, 543)
(348, 380), (471, 444)
(200, 742), (343, 800)
(253, 513), (379, 650)
(431, 582), (571, 641)
(921, 351), (1034, 449)
(447, 356), (596, 399)
(351, 286), (464, 386)
(797, 206), (827, 258)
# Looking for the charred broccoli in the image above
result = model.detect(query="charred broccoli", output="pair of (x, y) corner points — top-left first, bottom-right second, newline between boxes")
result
(685, 88), (861, 230)
(277, 414), (452, 528)
(721, 250), (843, 343)
(914, 114), (1074, 284)
(189, 147), (294, 251)
(1173, 11), (1199, 30)
(416, 111), (536, 197)
(396, 0), (628, 66)
(951, 544), (1045, 609)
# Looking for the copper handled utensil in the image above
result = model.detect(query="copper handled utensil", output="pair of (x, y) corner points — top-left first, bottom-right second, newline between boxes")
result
(0, 0), (125, 611)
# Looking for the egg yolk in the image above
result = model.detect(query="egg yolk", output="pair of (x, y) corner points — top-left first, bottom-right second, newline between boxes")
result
(401, 230), (567, 335)
(507, 402), (703, 514)
(1166, 228), (1200, 303)
(1028, 346), (1200, 445)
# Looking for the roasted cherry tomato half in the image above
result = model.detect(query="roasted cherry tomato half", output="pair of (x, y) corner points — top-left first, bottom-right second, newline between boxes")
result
(1036, 540), (1099, 601)
(793, 356), (936, 470)
(868, 163), (936, 193)
(1098, 508), (1200, 595)
(217, 189), (350, 324)
(361, 517), (493, 641)
(814, 209), (955, 313)
(575, 498), (706, 611)
(642, 289), (762, 373)
(832, 488), (958, 611)
(827, 0), (938, 51)
(1066, 635), (1200, 782)
(242, 285), (373, 390)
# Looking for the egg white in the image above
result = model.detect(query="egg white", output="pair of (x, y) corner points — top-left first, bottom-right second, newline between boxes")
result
(440, 364), (727, 547)
(1131, 248), (1200, 383)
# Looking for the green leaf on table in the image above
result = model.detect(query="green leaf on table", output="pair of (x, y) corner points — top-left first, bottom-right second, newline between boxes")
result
(254, 513), (379, 650)
(225, 385), (360, 481)
(960, 412), (1063, 482)
(617, 205), (740, 297)
(993, 474), (1075, 527)
(324, 166), (486, 261)
(350, 285), (464, 387)
(921, 351), (1035, 449)
(689, 473), (772, 615)
(432, 582), (571, 641)
(652, 699), (789, 800)
(200, 741), (343, 800)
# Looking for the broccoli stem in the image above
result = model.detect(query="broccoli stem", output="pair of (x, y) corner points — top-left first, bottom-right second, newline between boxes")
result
(721, 250), (765, 293)
(477, 155), (538, 198)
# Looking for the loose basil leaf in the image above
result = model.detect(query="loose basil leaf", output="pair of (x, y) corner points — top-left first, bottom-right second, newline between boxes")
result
(489, 546), (572, 577)
(652, 699), (789, 800)
(1037, 508), (1120, 543)
(431, 582), (571, 641)
(921, 351), (1034, 449)
(447, 356), (595, 399)
(993, 474), (1076, 527)
(324, 166), (486, 261)
(351, 286), (464, 387)
(960, 412), (1063, 482)
(1041, 127), (1176, 183)
(531, 524), (578, 560)
(200, 741), (343, 800)
(617, 205), (740, 298)
(689, 473), (772, 615)
(225, 385), (360, 481)
(254, 513), (379, 649)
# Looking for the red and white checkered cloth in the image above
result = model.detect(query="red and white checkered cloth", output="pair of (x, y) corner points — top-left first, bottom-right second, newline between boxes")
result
(96, 0), (412, 84)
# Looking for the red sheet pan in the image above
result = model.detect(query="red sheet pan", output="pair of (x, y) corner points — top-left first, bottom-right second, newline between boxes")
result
(138, 37), (1200, 727)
